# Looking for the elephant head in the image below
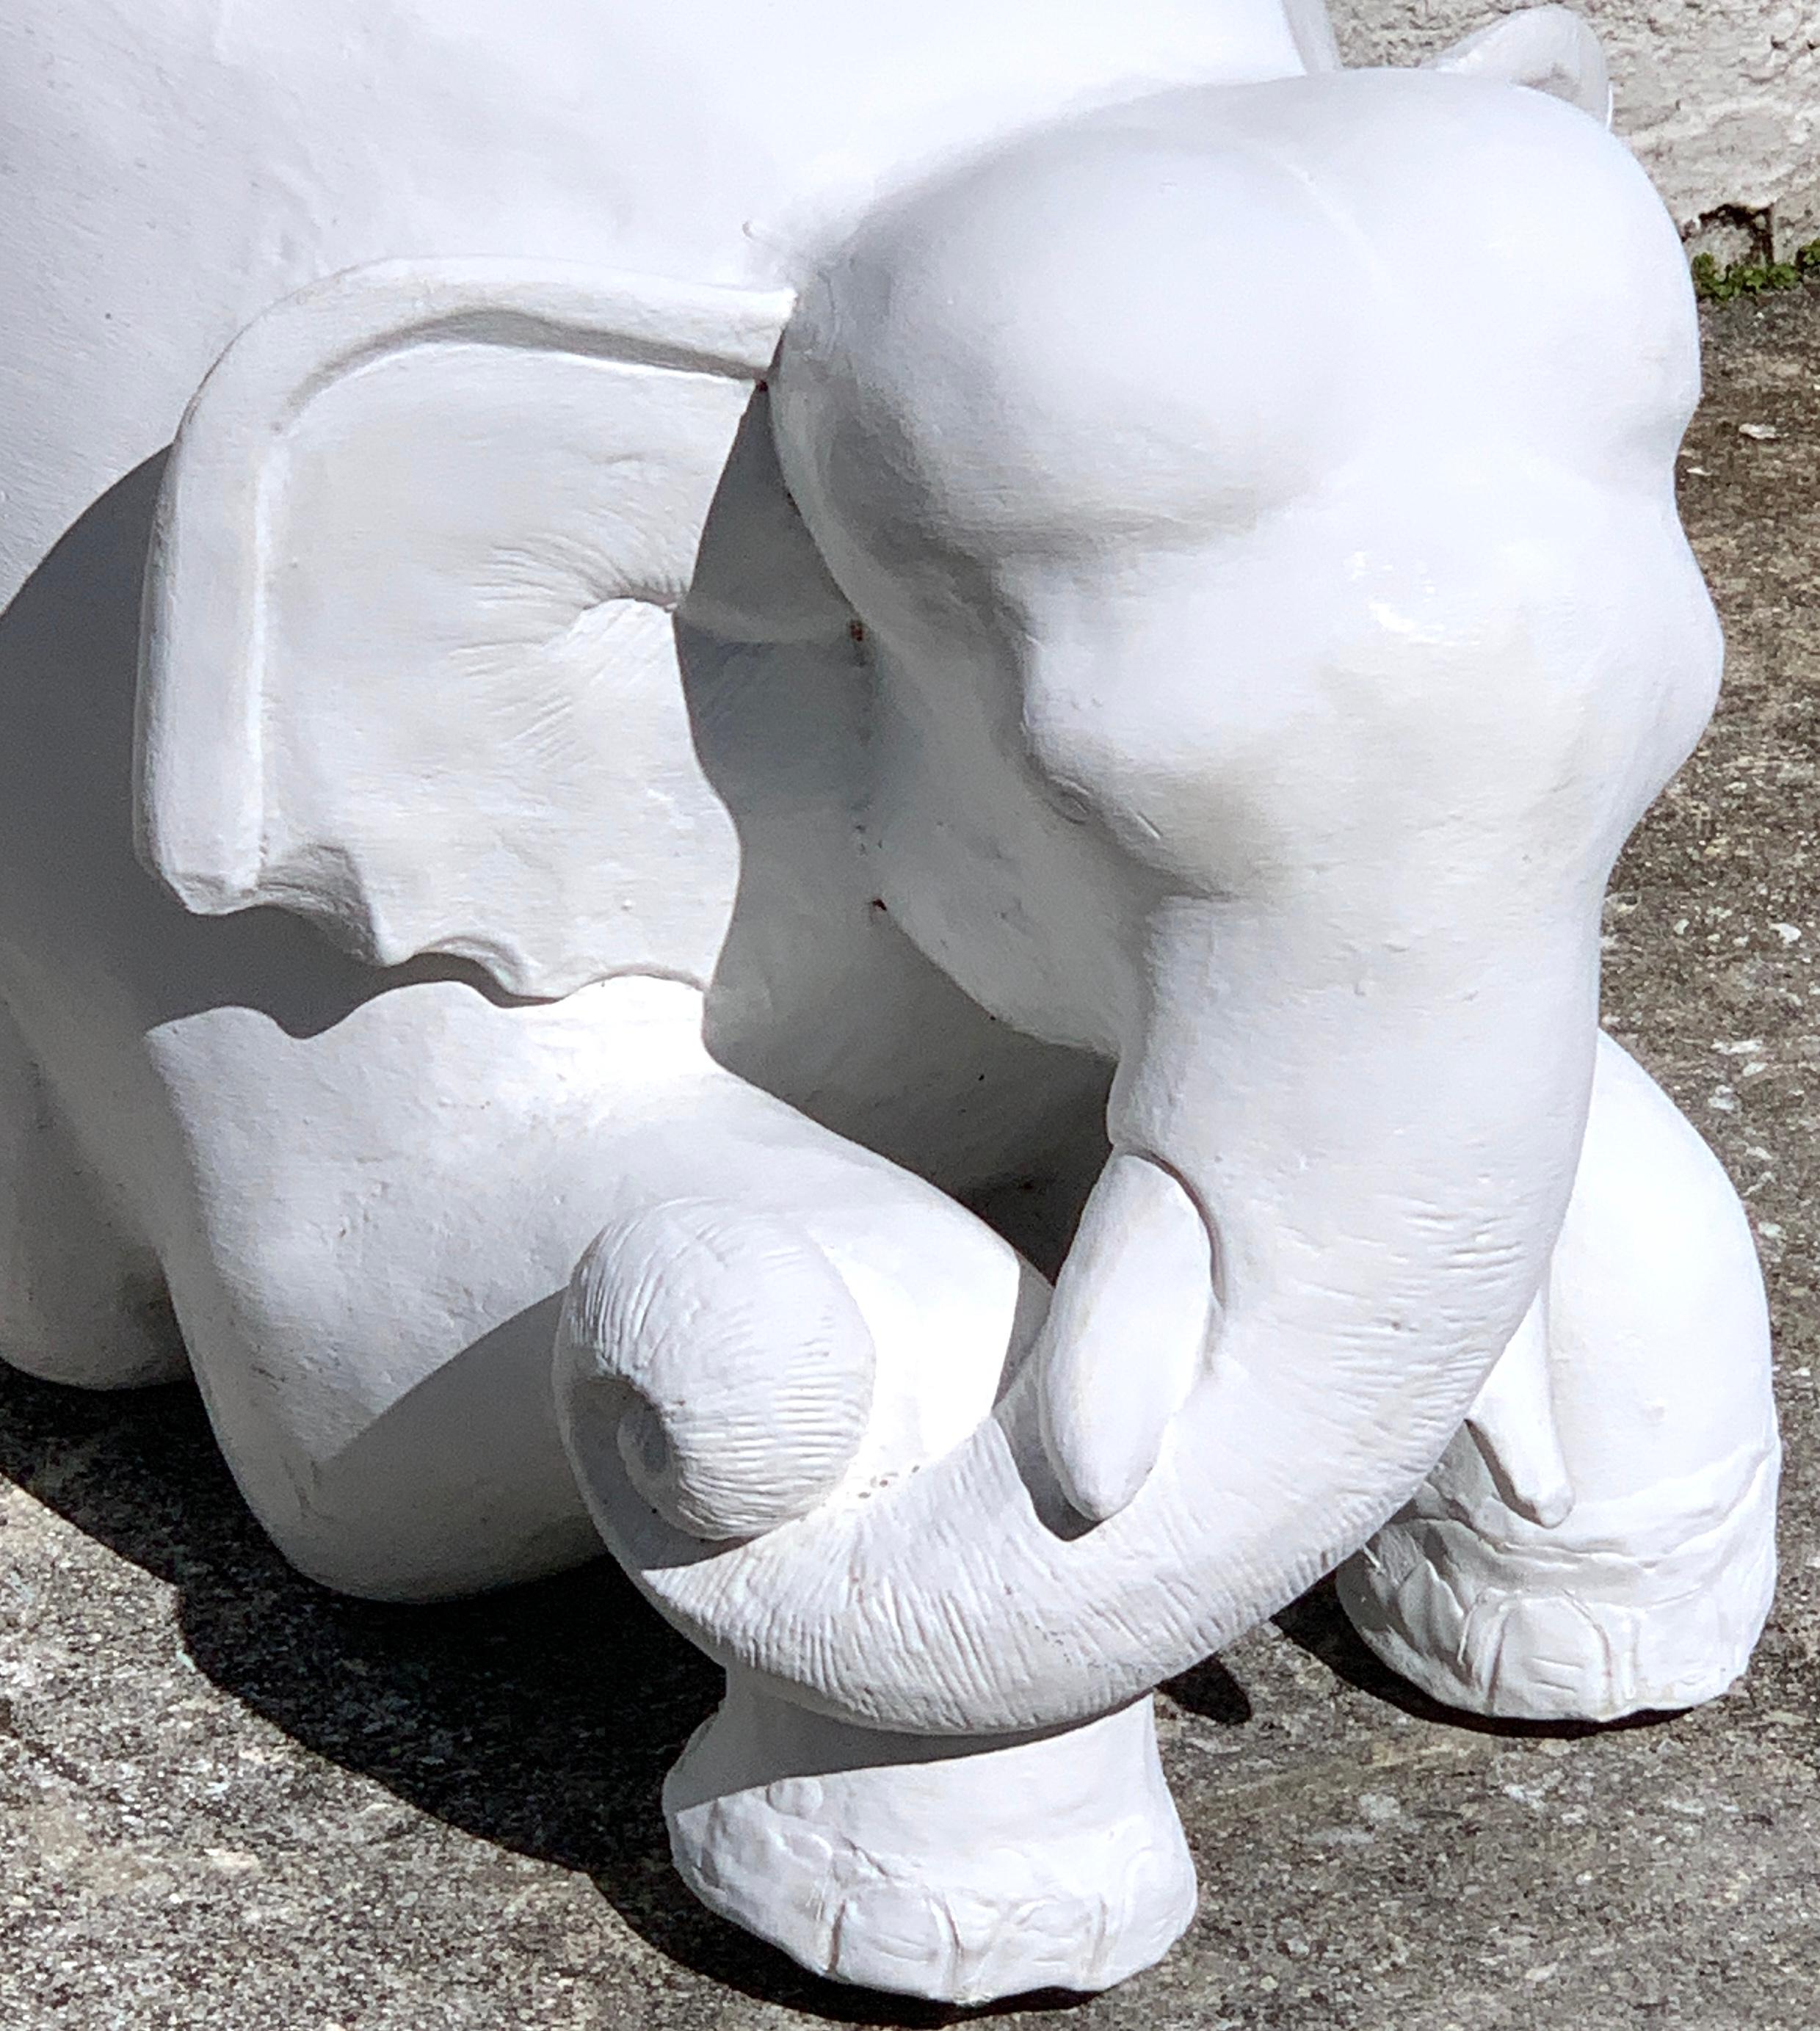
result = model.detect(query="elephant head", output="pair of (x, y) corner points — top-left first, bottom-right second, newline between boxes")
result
(562, 70), (1719, 1737)
(137, 49), (1716, 1738)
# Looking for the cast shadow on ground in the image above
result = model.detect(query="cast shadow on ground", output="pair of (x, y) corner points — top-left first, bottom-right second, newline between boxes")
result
(0, 1362), (1117, 2026)
(0, 1363), (1675, 2021)
(1272, 1576), (1683, 1740)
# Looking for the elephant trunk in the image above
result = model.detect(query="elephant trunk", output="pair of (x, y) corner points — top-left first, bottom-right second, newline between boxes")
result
(561, 874), (1604, 1739)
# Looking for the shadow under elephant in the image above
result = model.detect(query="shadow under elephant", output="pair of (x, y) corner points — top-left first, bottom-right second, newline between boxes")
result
(0, 1356), (1043, 2025)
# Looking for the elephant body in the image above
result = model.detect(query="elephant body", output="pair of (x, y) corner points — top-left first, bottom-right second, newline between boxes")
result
(1, 0), (1321, 1586)
(0, 0), (1777, 2006)
(0, 0), (1331, 611)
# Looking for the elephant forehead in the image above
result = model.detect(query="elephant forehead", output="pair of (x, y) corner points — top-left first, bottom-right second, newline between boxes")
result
(777, 129), (1379, 564)
(1212, 71), (1703, 470)
(778, 70), (1700, 600)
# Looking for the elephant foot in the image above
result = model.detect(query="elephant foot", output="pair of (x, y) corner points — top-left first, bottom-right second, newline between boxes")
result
(662, 1670), (1197, 2003)
(1336, 1436), (1779, 1722)
(1338, 1033), (1779, 1725)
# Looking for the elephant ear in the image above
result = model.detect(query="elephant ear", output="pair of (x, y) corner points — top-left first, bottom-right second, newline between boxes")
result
(138, 260), (794, 998)
(1426, 5), (1612, 128)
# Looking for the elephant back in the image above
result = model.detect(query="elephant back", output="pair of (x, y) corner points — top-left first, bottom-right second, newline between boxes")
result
(0, 0), (1327, 608)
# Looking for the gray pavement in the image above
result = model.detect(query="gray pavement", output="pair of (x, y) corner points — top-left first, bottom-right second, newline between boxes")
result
(1, 288), (1818, 2031)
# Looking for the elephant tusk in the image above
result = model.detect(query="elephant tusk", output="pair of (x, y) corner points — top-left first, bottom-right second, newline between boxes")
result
(1463, 1293), (1575, 1530)
(1034, 1152), (1215, 1524)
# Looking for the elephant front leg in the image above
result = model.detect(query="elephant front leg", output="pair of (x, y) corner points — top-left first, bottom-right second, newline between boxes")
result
(0, 998), (185, 1390)
(665, 1671), (1193, 2003)
(556, 1129), (1197, 2002)
(1338, 1033), (1779, 1721)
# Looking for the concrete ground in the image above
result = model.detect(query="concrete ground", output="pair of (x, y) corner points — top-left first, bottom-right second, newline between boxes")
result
(1, 288), (1818, 2031)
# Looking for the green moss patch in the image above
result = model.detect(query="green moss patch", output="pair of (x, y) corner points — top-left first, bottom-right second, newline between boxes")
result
(1693, 241), (1820, 302)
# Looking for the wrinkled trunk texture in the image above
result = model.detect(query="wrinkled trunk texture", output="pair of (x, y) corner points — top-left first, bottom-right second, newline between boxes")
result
(584, 879), (1604, 1737)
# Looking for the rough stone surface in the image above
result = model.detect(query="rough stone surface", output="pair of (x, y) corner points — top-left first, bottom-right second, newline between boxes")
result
(1, 288), (1819, 2029)
(1333, 0), (1820, 250)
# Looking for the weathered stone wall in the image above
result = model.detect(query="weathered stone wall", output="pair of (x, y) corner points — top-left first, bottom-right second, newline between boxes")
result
(1332, 1), (1820, 258)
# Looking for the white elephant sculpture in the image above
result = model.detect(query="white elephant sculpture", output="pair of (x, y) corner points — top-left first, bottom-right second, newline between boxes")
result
(0, 0), (1775, 2006)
